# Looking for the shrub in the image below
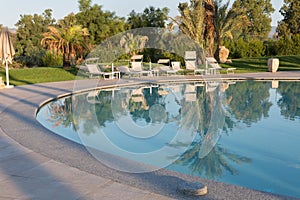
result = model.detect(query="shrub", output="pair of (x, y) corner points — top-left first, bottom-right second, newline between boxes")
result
(264, 40), (277, 56)
(41, 51), (63, 67)
(275, 36), (295, 55)
(229, 38), (265, 58)
(247, 39), (265, 57)
(291, 34), (300, 54)
(15, 47), (45, 67)
(263, 34), (300, 56)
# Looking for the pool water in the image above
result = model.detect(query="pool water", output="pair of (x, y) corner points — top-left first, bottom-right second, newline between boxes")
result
(36, 81), (300, 198)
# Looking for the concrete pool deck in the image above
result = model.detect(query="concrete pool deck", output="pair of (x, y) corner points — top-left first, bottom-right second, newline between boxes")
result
(0, 72), (300, 200)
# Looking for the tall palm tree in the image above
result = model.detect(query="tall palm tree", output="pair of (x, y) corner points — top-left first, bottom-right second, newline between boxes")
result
(204, 0), (215, 57)
(170, 0), (205, 48)
(41, 24), (89, 66)
(214, 0), (251, 61)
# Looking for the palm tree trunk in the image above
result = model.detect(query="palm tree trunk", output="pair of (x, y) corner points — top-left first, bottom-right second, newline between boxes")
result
(214, 31), (220, 62)
(204, 0), (215, 57)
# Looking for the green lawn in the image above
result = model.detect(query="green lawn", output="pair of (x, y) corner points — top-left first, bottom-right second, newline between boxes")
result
(0, 67), (86, 86)
(1, 55), (300, 86)
(222, 55), (300, 73)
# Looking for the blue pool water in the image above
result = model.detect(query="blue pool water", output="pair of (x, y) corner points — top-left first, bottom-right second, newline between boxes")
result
(36, 81), (300, 198)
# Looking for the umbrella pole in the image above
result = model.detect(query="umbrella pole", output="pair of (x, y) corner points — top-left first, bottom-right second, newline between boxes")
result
(5, 59), (13, 89)
(5, 59), (9, 86)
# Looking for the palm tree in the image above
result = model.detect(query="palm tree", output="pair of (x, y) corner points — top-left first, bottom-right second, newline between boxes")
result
(204, 0), (215, 57)
(120, 32), (148, 56)
(214, 0), (251, 61)
(170, 0), (205, 48)
(41, 24), (89, 66)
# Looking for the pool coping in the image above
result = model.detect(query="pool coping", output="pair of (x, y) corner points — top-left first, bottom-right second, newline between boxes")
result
(1, 72), (300, 199)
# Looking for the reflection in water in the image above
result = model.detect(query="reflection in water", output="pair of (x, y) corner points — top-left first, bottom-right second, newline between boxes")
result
(225, 81), (272, 127)
(277, 82), (300, 120)
(173, 143), (251, 180)
(37, 81), (300, 198)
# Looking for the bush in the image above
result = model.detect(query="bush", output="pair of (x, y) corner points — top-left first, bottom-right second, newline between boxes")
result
(15, 47), (45, 67)
(41, 51), (63, 67)
(291, 34), (300, 54)
(263, 34), (300, 56)
(233, 38), (265, 58)
(264, 40), (277, 56)
(247, 39), (265, 57)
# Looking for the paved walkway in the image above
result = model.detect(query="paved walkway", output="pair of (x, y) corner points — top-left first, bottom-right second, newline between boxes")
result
(0, 128), (172, 200)
(0, 73), (299, 200)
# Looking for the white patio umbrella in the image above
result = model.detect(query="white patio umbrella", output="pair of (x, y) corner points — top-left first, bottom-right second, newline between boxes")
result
(0, 27), (15, 88)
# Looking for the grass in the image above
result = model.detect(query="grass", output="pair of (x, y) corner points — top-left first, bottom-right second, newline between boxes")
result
(0, 55), (299, 86)
(0, 67), (86, 86)
(222, 55), (300, 73)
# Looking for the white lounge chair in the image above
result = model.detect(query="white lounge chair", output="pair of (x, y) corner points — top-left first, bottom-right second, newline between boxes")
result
(85, 58), (120, 80)
(185, 51), (205, 75)
(171, 61), (183, 73)
(206, 57), (236, 74)
(157, 59), (178, 76)
(129, 55), (151, 77)
(117, 65), (141, 77)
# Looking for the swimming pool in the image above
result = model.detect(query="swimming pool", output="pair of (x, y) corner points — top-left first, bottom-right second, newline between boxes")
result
(36, 80), (300, 198)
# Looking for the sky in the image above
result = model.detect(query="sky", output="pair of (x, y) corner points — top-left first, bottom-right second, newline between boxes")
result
(0, 0), (284, 28)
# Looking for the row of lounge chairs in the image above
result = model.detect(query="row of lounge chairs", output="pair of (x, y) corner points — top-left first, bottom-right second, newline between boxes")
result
(82, 51), (235, 79)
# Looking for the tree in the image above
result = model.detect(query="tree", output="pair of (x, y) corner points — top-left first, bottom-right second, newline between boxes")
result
(120, 33), (148, 55)
(76, 0), (126, 45)
(232, 0), (274, 40)
(127, 6), (169, 29)
(277, 0), (300, 37)
(204, 0), (215, 56)
(41, 15), (89, 66)
(171, 0), (205, 48)
(15, 9), (56, 66)
(214, 0), (250, 61)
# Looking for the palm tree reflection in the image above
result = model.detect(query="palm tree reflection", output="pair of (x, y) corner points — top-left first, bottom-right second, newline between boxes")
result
(175, 143), (251, 179)
(169, 81), (251, 179)
(47, 97), (79, 131)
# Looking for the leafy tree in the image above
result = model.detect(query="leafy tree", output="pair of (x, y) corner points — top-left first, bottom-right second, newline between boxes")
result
(232, 0), (274, 40)
(127, 6), (169, 29)
(76, 0), (126, 45)
(275, 34), (300, 55)
(277, 0), (300, 37)
(276, 21), (291, 38)
(126, 6), (169, 62)
(15, 9), (56, 66)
